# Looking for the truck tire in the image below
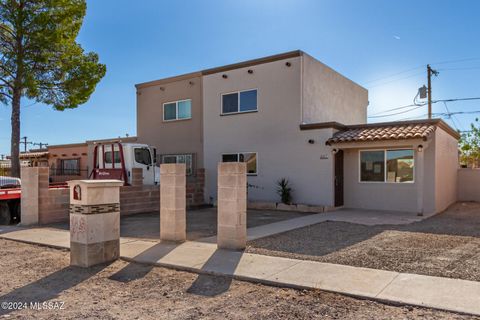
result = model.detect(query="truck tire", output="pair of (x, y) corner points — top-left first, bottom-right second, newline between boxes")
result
(0, 201), (11, 225)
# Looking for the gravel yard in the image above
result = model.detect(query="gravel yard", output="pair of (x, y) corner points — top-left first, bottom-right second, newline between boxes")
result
(247, 202), (480, 281)
(0, 239), (475, 320)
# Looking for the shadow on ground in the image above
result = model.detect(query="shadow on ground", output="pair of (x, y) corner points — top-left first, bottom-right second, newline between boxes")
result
(187, 249), (243, 297)
(0, 264), (108, 316)
(247, 202), (480, 281)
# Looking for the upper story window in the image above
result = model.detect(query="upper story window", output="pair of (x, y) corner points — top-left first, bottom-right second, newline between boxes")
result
(221, 89), (257, 115)
(163, 99), (192, 121)
(360, 149), (414, 183)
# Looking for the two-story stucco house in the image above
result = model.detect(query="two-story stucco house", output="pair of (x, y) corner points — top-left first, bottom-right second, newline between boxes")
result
(136, 50), (459, 215)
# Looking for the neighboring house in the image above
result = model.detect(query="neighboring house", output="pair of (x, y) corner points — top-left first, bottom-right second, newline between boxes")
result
(48, 143), (89, 182)
(136, 50), (459, 215)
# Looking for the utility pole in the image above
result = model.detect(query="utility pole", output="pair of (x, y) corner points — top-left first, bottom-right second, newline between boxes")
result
(21, 136), (28, 153)
(20, 136), (33, 153)
(427, 64), (439, 119)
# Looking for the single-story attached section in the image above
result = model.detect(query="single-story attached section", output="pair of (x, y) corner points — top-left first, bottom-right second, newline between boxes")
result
(325, 119), (460, 215)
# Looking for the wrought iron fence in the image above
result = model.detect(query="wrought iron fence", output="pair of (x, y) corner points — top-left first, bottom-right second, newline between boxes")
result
(49, 168), (89, 183)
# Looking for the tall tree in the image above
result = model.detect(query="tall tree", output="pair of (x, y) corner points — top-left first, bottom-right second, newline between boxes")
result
(0, 0), (106, 177)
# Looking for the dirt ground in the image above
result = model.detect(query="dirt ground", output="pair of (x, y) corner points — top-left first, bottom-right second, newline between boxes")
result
(247, 202), (480, 281)
(46, 208), (308, 241)
(0, 239), (476, 320)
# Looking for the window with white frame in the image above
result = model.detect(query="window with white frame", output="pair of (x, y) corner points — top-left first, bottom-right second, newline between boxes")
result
(221, 152), (257, 175)
(163, 99), (192, 121)
(161, 154), (193, 175)
(360, 149), (414, 183)
(221, 89), (257, 114)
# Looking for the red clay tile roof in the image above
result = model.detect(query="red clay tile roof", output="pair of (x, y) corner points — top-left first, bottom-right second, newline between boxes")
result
(327, 122), (437, 144)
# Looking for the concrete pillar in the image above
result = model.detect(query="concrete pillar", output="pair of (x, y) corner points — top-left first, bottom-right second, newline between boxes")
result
(131, 168), (143, 186)
(160, 164), (186, 242)
(20, 167), (49, 226)
(68, 179), (123, 267)
(217, 162), (247, 250)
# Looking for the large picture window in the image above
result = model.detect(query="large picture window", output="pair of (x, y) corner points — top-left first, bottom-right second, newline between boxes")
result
(222, 152), (257, 175)
(360, 149), (414, 183)
(161, 154), (193, 175)
(221, 89), (257, 114)
(163, 99), (192, 121)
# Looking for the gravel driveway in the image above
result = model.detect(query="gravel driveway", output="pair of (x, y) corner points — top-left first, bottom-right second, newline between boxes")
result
(0, 239), (475, 319)
(247, 202), (480, 281)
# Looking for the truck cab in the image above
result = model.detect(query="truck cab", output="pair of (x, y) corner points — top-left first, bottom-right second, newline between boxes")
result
(91, 142), (159, 185)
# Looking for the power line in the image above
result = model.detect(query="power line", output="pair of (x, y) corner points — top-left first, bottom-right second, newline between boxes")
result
(363, 66), (424, 84)
(369, 97), (480, 119)
(362, 57), (480, 85)
(438, 66), (480, 71)
(369, 103), (423, 116)
(441, 101), (460, 131)
(368, 105), (425, 118)
(366, 71), (424, 88)
(433, 97), (480, 103)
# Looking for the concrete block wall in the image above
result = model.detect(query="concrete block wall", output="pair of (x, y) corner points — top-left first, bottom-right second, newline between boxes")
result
(21, 167), (70, 225)
(186, 168), (205, 207)
(120, 185), (160, 215)
(39, 188), (70, 224)
(458, 168), (480, 202)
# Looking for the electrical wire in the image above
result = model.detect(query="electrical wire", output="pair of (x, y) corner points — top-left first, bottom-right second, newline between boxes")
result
(366, 71), (424, 88)
(442, 101), (460, 131)
(368, 105), (425, 118)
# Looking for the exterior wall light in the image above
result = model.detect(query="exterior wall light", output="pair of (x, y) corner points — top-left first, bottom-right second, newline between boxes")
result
(417, 145), (424, 152)
(222, 74), (228, 79)
(247, 69), (253, 74)
(159, 87), (165, 91)
(308, 139), (315, 144)
(285, 62), (291, 67)
(332, 148), (339, 154)
(189, 81), (194, 85)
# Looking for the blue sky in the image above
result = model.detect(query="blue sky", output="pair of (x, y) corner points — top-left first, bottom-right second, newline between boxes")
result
(1, 0), (479, 156)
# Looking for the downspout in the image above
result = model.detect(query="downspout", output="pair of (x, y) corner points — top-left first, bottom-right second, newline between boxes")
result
(300, 54), (304, 124)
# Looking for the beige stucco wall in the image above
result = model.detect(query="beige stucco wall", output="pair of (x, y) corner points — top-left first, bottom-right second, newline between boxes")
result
(342, 139), (437, 214)
(136, 75), (204, 168)
(203, 56), (337, 206)
(434, 128), (459, 212)
(301, 53), (368, 125)
(341, 128), (458, 214)
(458, 168), (480, 202)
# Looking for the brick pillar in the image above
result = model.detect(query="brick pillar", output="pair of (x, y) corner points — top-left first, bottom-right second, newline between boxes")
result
(68, 180), (123, 267)
(160, 164), (186, 242)
(20, 167), (49, 226)
(217, 162), (247, 250)
(131, 168), (143, 186)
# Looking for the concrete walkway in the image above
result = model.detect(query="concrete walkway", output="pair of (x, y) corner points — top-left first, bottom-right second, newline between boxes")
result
(1, 225), (479, 316)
